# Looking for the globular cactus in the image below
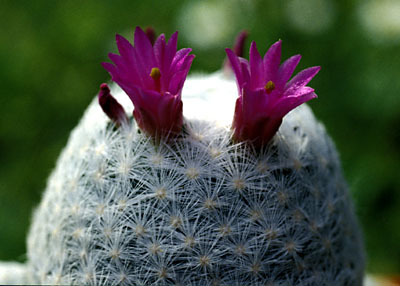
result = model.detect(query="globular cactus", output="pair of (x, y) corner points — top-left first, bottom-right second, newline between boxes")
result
(25, 28), (365, 285)
(26, 71), (364, 285)
(0, 262), (27, 285)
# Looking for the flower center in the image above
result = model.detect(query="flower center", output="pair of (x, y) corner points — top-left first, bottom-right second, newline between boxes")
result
(150, 67), (161, 92)
(264, 80), (275, 94)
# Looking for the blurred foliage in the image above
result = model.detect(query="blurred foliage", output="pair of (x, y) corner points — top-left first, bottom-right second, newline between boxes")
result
(0, 0), (399, 274)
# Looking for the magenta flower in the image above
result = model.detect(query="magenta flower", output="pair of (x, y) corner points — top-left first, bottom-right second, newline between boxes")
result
(102, 27), (195, 138)
(226, 40), (320, 147)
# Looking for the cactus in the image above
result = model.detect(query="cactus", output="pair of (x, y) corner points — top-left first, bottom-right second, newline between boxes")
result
(0, 262), (28, 285)
(26, 71), (364, 285)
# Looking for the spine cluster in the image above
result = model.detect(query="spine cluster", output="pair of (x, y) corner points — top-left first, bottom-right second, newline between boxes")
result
(26, 80), (364, 285)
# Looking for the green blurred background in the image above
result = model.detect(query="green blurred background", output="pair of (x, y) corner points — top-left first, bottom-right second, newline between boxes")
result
(0, 0), (399, 274)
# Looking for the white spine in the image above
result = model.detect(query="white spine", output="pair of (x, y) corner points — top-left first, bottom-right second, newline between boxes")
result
(26, 73), (364, 285)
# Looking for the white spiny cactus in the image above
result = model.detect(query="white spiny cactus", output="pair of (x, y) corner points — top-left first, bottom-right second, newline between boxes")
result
(0, 262), (28, 285)
(25, 72), (364, 285)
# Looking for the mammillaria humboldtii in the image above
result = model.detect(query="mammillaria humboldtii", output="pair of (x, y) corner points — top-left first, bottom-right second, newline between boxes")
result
(226, 39), (320, 147)
(102, 27), (194, 138)
(22, 27), (366, 285)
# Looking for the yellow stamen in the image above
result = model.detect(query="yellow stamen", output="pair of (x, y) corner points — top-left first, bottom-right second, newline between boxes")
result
(150, 67), (161, 80)
(264, 80), (275, 94)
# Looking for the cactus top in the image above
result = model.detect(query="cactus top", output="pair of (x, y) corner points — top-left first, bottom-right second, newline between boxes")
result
(101, 27), (320, 147)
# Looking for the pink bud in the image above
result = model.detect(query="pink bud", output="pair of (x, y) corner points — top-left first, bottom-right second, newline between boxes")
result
(98, 83), (128, 126)
(224, 30), (249, 74)
(145, 27), (156, 46)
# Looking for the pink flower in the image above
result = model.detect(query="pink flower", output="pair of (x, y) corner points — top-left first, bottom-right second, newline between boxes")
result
(102, 27), (195, 138)
(226, 40), (320, 147)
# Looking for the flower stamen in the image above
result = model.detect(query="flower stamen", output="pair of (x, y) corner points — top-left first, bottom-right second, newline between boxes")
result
(264, 80), (275, 94)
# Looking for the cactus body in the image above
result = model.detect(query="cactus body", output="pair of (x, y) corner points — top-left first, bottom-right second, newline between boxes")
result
(0, 262), (28, 285)
(27, 72), (364, 285)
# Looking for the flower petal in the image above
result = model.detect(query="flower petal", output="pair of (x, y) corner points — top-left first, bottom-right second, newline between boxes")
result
(249, 41), (264, 89)
(154, 33), (167, 69)
(116, 34), (135, 64)
(168, 54), (195, 95)
(113, 34), (151, 88)
(270, 90), (317, 118)
(107, 53), (125, 69)
(284, 86), (315, 98)
(239, 58), (251, 92)
(225, 48), (245, 91)
(133, 27), (157, 89)
(278, 54), (301, 89)
(263, 40), (281, 83)
(102, 62), (118, 78)
(170, 48), (192, 71)
(285, 66), (321, 92)
(166, 31), (178, 67)
(134, 26), (157, 68)
(241, 86), (269, 119)
(108, 53), (136, 79)
(133, 89), (183, 138)
(232, 91), (282, 146)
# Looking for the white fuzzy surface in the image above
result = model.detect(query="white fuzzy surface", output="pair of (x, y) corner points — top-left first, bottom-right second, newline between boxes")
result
(3, 72), (366, 285)
(0, 262), (27, 285)
(182, 72), (237, 126)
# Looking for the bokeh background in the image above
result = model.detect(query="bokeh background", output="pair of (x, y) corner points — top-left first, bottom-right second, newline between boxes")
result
(0, 0), (399, 274)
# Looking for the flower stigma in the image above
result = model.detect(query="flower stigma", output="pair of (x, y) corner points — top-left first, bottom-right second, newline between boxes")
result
(264, 80), (275, 94)
(150, 67), (161, 92)
(150, 67), (161, 80)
